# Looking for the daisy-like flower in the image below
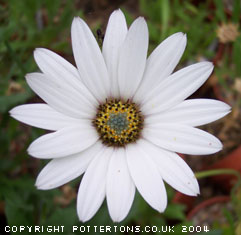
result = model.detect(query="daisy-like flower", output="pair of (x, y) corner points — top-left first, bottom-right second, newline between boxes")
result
(10, 9), (231, 222)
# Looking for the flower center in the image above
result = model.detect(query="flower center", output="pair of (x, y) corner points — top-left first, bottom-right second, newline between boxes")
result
(94, 99), (143, 146)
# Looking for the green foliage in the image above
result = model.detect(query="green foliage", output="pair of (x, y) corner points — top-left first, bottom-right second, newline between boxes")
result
(214, 0), (226, 22)
(233, 35), (241, 76)
(139, 0), (217, 61)
(0, 0), (83, 111)
(232, 0), (241, 23)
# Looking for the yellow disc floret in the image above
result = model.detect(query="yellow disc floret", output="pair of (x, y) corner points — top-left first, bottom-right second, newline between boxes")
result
(94, 99), (143, 147)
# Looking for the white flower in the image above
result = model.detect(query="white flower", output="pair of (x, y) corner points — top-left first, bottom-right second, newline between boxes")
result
(10, 9), (231, 222)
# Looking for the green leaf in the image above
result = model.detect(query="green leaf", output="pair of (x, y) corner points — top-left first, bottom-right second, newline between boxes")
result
(0, 90), (33, 113)
(43, 206), (78, 227)
(232, 0), (241, 23)
(160, 0), (170, 39)
(4, 177), (36, 226)
(214, 0), (226, 22)
(163, 204), (186, 220)
(233, 35), (241, 76)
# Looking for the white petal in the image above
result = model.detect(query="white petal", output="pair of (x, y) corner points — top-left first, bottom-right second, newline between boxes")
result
(145, 99), (231, 127)
(126, 142), (167, 213)
(143, 124), (222, 155)
(77, 147), (113, 222)
(35, 142), (102, 190)
(118, 17), (148, 99)
(140, 140), (199, 196)
(26, 73), (96, 119)
(106, 148), (135, 222)
(134, 32), (187, 102)
(33, 48), (97, 108)
(102, 9), (128, 98)
(71, 17), (110, 102)
(141, 62), (214, 115)
(9, 104), (84, 131)
(28, 123), (99, 159)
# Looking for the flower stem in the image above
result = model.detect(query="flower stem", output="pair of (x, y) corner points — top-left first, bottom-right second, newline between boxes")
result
(195, 168), (241, 180)
(195, 169), (241, 199)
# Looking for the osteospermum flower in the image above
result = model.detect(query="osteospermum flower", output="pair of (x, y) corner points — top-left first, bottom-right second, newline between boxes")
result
(10, 9), (231, 222)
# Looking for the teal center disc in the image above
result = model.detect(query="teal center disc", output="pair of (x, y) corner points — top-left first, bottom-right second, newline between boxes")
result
(107, 113), (129, 135)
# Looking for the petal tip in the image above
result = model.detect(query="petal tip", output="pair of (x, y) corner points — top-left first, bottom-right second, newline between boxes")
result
(195, 185), (200, 195)
(158, 205), (167, 213)
(108, 8), (126, 25)
(111, 217), (122, 223)
(170, 32), (186, 40)
(72, 16), (81, 27)
(8, 107), (15, 115)
(175, 32), (185, 37)
(35, 181), (42, 190)
(217, 139), (223, 149)
(136, 16), (146, 24)
(135, 16), (148, 33)
(35, 182), (52, 191)
(115, 8), (123, 14)
(27, 143), (36, 157)
(73, 16), (80, 21)
(212, 141), (223, 153)
(109, 212), (126, 223)
(225, 104), (232, 111)
(207, 61), (214, 69)
(34, 47), (42, 53)
(200, 61), (214, 75)
(25, 73), (33, 80)
(78, 214), (90, 223)
(34, 47), (48, 55)
(158, 199), (168, 213)
(225, 110), (232, 117)
(26, 146), (32, 155)
(203, 61), (213, 68)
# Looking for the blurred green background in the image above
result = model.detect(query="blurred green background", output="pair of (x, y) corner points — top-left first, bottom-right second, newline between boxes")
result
(1, 0), (241, 234)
